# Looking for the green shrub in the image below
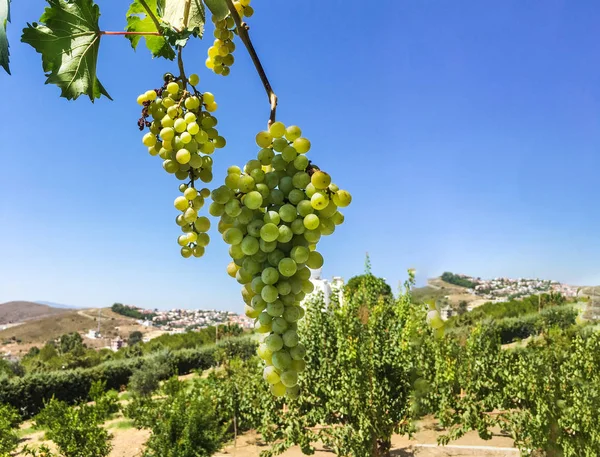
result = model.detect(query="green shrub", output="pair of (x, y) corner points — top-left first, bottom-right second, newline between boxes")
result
(34, 398), (111, 457)
(0, 403), (20, 456)
(0, 336), (256, 418)
(128, 377), (224, 457)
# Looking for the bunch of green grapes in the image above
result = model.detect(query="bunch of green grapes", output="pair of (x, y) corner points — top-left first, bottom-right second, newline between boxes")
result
(205, 0), (254, 76)
(138, 73), (225, 258)
(211, 122), (351, 398)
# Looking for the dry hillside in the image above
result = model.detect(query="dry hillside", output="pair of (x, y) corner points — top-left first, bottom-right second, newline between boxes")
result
(0, 308), (162, 355)
(0, 301), (71, 325)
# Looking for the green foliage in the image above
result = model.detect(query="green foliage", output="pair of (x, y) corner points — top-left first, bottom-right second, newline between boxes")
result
(111, 303), (156, 320)
(128, 331), (143, 346)
(0, 336), (256, 418)
(0, 403), (20, 456)
(34, 398), (111, 457)
(59, 333), (85, 355)
(448, 293), (568, 328)
(21, 0), (111, 101)
(128, 352), (173, 396)
(125, 0), (175, 60)
(344, 273), (393, 302)
(258, 274), (417, 457)
(127, 377), (224, 457)
(88, 380), (119, 421)
(441, 272), (478, 288)
(0, 0), (10, 74)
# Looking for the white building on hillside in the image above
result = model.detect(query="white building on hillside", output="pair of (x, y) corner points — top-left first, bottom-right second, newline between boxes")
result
(303, 269), (345, 307)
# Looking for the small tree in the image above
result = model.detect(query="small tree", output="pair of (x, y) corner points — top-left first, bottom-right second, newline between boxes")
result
(130, 377), (224, 457)
(34, 398), (111, 457)
(128, 331), (143, 346)
(0, 404), (20, 456)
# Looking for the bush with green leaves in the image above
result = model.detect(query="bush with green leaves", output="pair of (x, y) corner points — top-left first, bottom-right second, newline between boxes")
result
(0, 336), (256, 417)
(127, 377), (224, 457)
(128, 351), (173, 397)
(34, 398), (111, 457)
(0, 403), (20, 457)
(88, 380), (119, 421)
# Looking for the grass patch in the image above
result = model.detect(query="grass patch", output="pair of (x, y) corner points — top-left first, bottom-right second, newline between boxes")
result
(107, 419), (135, 430)
(17, 426), (38, 438)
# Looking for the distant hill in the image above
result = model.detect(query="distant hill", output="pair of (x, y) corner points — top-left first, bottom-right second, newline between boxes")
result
(0, 307), (163, 356)
(35, 301), (80, 309)
(0, 301), (71, 325)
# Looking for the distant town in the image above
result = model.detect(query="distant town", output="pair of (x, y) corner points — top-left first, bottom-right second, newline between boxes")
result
(445, 273), (580, 300)
(116, 306), (255, 331)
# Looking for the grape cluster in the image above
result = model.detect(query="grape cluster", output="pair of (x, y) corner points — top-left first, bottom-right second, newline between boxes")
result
(138, 73), (225, 258)
(211, 122), (352, 397)
(426, 307), (445, 339)
(206, 0), (254, 76)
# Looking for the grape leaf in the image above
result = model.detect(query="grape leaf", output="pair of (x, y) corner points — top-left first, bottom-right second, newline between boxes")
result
(0, 0), (10, 74)
(162, 0), (205, 35)
(21, 0), (111, 101)
(126, 0), (175, 60)
(203, 0), (229, 21)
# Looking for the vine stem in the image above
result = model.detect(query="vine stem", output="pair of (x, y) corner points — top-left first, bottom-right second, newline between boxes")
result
(100, 31), (161, 36)
(223, 0), (278, 127)
(178, 47), (187, 89)
(139, 0), (163, 32)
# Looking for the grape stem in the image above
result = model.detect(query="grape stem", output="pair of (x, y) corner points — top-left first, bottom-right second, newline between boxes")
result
(223, 0), (278, 127)
(178, 47), (188, 89)
(139, 0), (163, 33)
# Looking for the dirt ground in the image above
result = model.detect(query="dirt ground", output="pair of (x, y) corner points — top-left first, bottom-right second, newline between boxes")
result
(215, 417), (517, 457)
(17, 416), (518, 457)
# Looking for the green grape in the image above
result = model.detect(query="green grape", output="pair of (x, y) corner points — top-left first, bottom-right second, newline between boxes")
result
(260, 223), (279, 242)
(311, 170), (331, 189)
(263, 366), (281, 385)
(223, 227), (243, 245)
(279, 204), (297, 223)
(270, 382), (286, 397)
(290, 219), (306, 235)
(269, 121), (286, 138)
(209, 202), (225, 217)
(197, 233), (210, 247)
(282, 329), (299, 347)
(272, 138), (288, 152)
(278, 225), (293, 243)
(228, 262), (240, 278)
(177, 235), (188, 246)
(283, 306), (301, 323)
(291, 359), (306, 373)
(260, 239), (277, 253)
(188, 73), (200, 86)
(303, 214), (320, 230)
(277, 280), (292, 296)
(319, 218), (335, 235)
(258, 147), (275, 165)
(306, 251), (324, 269)
(183, 208), (198, 223)
(332, 189), (352, 207)
(285, 125), (302, 141)
(280, 370), (298, 388)
(264, 210), (281, 225)
(265, 334), (284, 352)
(256, 131), (273, 148)
(244, 191), (263, 209)
(261, 267), (279, 285)
(267, 300), (284, 317)
(272, 350), (292, 370)
(290, 245), (310, 263)
(193, 246), (205, 257)
(181, 246), (193, 258)
(245, 305), (260, 319)
(311, 192), (329, 210)
(261, 285), (279, 303)
(174, 196), (189, 211)
(272, 317), (289, 334)
(297, 200), (314, 217)
(278, 258), (298, 277)
(289, 344), (306, 360)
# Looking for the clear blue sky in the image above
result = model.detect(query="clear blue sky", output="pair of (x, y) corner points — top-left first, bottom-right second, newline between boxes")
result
(2, 1), (600, 311)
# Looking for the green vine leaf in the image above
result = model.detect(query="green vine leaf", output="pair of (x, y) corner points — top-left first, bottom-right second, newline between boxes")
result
(126, 0), (175, 60)
(21, 0), (111, 101)
(0, 0), (10, 74)
(203, 0), (229, 21)
(162, 0), (205, 36)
